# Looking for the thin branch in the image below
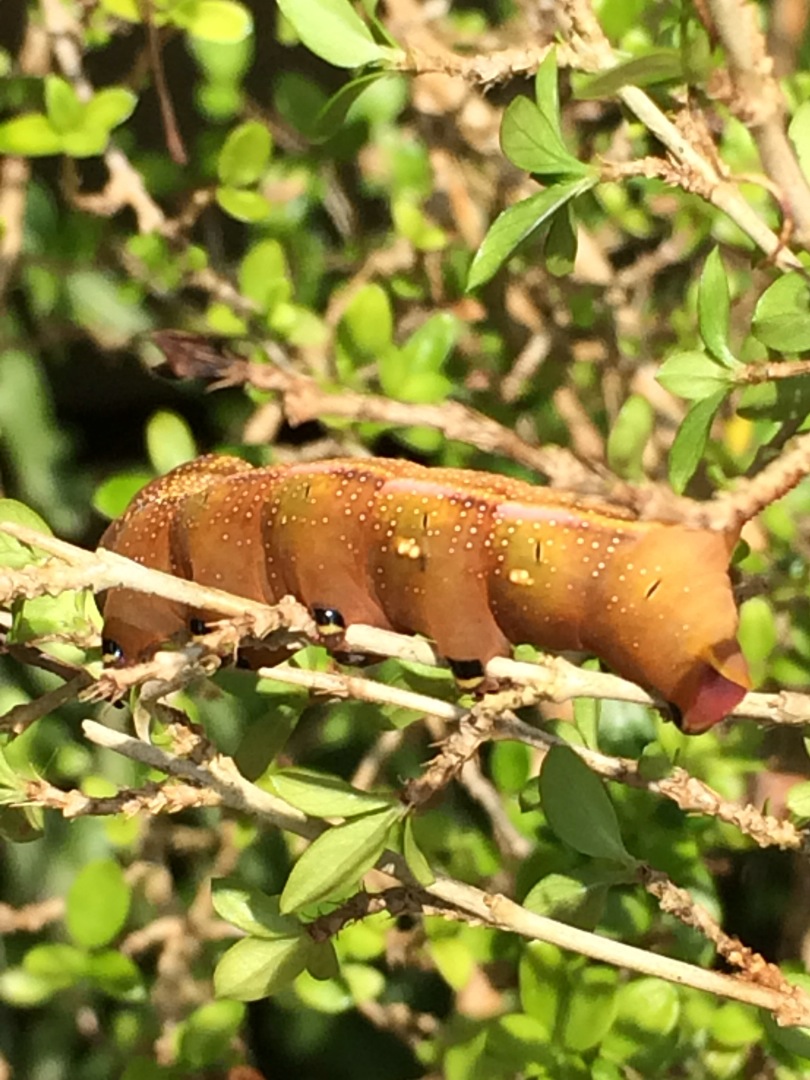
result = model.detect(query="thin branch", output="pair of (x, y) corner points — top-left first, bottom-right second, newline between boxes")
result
(82, 721), (320, 840)
(0, 674), (93, 735)
(706, 429), (810, 531)
(434, 877), (810, 1026)
(641, 866), (795, 993)
(23, 776), (220, 818)
(734, 359), (810, 385)
(150, 331), (611, 493)
(703, 0), (810, 245)
(0, 897), (64, 933)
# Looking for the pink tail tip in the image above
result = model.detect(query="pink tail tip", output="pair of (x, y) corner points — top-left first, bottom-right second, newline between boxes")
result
(680, 665), (749, 734)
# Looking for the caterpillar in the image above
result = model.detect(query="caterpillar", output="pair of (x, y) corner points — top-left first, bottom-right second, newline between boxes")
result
(98, 454), (751, 735)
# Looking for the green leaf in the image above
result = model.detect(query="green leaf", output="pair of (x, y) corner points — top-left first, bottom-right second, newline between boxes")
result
(84, 87), (137, 132)
(214, 935), (311, 1001)
(266, 768), (394, 818)
(544, 203), (578, 277)
(171, 0), (253, 43)
(787, 780), (810, 822)
(561, 966), (619, 1052)
(92, 471), (153, 520)
(211, 881), (305, 938)
(146, 410), (197, 475)
(575, 50), (683, 99)
(217, 120), (272, 186)
(752, 272), (810, 351)
(65, 269), (151, 345)
(338, 282), (393, 363)
(215, 186), (272, 222)
(61, 128), (109, 157)
(698, 248), (737, 366)
(307, 940), (340, 981)
(538, 745), (634, 865)
(403, 815), (434, 886)
(311, 71), (390, 141)
(519, 941), (566, 1032)
(467, 177), (595, 290)
(789, 100), (810, 181)
(668, 389), (726, 494)
(500, 96), (587, 177)
(0, 499), (52, 568)
(606, 394), (654, 480)
(534, 49), (561, 135)
(99, 0), (140, 19)
(45, 77), (84, 134)
(238, 239), (290, 313)
(178, 1000), (246, 1068)
(522, 869), (627, 929)
(392, 199), (447, 251)
(600, 978), (680, 1066)
(277, 0), (392, 68)
(86, 951), (145, 1001)
(400, 311), (459, 372)
(656, 350), (735, 400)
(24, 943), (88, 990)
(66, 859), (131, 949)
(0, 968), (57, 1007)
(0, 114), (62, 156)
(487, 1013), (556, 1071)
(378, 312), (458, 403)
(280, 805), (403, 913)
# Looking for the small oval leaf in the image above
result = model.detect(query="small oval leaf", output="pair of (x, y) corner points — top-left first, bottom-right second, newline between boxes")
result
(214, 935), (310, 1001)
(280, 805), (403, 913)
(538, 745), (634, 865)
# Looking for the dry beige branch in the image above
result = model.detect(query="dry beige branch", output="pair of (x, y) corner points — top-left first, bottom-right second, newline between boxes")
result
(707, 429), (810, 531)
(238, 360), (610, 493)
(703, 0), (810, 245)
(0, 674), (93, 735)
(0, 897), (64, 934)
(642, 866), (796, 994)
(23, 776), (220, 819)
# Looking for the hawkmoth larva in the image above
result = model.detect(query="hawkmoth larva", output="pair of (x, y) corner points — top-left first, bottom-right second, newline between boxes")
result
(98, 456), (751, 734)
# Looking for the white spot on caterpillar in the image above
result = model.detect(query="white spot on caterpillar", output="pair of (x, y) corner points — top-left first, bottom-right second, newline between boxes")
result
(395, 537), (422, 560)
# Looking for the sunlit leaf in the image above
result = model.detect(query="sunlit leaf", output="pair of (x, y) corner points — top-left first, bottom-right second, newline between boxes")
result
(539, 745), (634, 865)
(280, 805), (403, 913)
(468, 177), (595, 289)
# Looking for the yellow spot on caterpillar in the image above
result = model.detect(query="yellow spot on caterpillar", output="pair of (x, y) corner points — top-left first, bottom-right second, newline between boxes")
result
(509, 568), (534, 586)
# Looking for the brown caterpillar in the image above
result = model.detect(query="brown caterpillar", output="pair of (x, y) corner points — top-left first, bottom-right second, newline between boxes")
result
(98, 455), (751, 734)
